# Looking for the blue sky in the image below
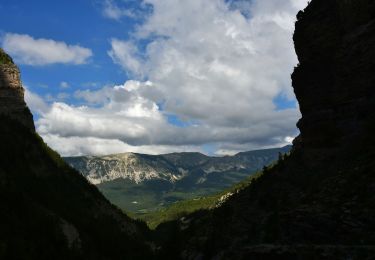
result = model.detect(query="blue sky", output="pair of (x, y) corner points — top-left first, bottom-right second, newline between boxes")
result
(0, 0), (306, 156)
(0, 0), (137, 100)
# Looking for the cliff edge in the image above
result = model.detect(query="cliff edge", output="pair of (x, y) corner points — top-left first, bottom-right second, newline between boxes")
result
(293, 0), (375, 151)
(0, 48), (34, 130)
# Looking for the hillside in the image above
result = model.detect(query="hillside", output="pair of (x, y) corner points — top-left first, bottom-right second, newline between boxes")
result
(152, 0), (375, 259)
(0, 49), (152, 259)
(64, 146), (290, 213)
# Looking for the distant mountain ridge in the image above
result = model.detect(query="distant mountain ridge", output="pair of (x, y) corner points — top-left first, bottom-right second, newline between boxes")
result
(64, 146), (291, 186)
(64, 146), (291, 213)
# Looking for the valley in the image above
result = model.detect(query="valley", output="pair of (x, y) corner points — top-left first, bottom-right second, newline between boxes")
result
(64, 146), (291, 217)
(1, 0), (375, 258)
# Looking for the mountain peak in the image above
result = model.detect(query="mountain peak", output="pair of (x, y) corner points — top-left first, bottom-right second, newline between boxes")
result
(0, 49), (34, 130)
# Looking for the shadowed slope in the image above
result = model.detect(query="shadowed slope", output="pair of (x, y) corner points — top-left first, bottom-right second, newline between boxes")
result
(0, 47), (153, 259)
(0, 117), (153, 259)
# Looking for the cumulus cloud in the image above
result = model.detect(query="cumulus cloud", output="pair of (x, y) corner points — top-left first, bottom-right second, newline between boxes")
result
(107, 0), (306, 134)
(33, 80), (297, 154)
(2, 33), (92, 65)
(34, 0), (308, 156)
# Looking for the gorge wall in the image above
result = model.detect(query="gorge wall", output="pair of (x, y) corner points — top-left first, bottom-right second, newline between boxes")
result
(292, 0), (375, 150)
(0, 49), (152, 259)
(0, 48), (34, 130)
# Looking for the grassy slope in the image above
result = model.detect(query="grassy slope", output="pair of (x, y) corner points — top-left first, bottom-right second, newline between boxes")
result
(134, 170), (267, 229)
(96, 168), (261, 214)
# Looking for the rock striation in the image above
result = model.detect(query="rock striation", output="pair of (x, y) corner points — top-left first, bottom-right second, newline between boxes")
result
(0, 48), (34, 130)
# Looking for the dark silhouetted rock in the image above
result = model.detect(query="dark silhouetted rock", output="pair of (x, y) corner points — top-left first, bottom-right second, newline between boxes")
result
(292, 0), (375, 150)
(0, 49), (152, 259)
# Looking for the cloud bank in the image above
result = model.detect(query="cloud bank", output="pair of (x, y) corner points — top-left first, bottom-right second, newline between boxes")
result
(29, 0), (308, 156)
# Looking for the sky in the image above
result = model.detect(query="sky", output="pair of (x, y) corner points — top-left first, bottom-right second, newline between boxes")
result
(0, 0), (308, 156)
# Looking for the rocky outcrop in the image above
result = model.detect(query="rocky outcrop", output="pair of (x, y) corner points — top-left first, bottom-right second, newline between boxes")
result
(292, 0), (375, 150)
(0, 48), (34, 130)
(0, 49), (152, 259)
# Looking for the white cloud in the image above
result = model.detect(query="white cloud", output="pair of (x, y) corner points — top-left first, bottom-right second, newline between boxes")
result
(60, 81), (70, 89)
(108, 39), (143, 76)
(284, 136), (295, 144)
(2, 33), (92, 65)
(24, 87), (50, 114)
(34, 0), (308, 156)
(107, 0), (306, 130)
(102, 0), (136, 20)
(33, 81), (297, 148)
(41, 134), (202, 157)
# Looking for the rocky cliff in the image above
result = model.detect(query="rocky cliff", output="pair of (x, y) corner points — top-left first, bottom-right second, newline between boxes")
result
(293, 0), (375, 151)
(0, 50), (152, 259)
(154, 1), (375, 259)
(0, 48), (34, 130)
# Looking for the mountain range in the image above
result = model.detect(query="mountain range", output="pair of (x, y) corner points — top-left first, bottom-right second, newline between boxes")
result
(64, 146), (291, 213)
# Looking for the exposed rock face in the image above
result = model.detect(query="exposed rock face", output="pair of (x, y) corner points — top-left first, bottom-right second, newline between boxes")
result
(292, 0), (375, 149)
(65, 147), (291, 185)
(0, 49), (34, 130)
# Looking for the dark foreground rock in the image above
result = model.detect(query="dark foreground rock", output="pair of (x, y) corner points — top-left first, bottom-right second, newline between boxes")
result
(0, 48), (152, 259)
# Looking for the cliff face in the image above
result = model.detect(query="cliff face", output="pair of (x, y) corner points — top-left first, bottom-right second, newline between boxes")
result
(293, 0), (375, 150)
(0, 49), (152, 259)
(0, 49), (34, 130)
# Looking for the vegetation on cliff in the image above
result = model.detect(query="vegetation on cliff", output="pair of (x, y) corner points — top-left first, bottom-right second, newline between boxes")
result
(0, 48), (14, 65)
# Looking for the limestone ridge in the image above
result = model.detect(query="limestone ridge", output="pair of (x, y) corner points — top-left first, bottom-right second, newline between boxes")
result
(0, 48), (35, 130)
